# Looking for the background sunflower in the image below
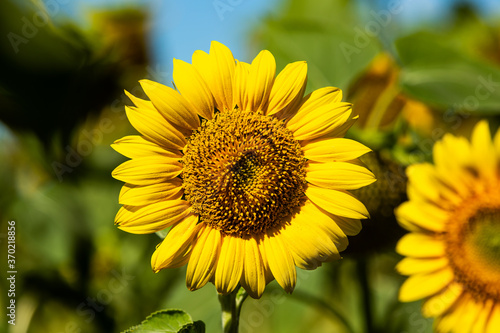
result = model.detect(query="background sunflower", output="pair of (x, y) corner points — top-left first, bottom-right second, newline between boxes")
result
(2, 0), (500, 332)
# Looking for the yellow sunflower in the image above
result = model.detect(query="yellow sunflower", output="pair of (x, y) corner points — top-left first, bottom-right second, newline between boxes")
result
(396, 120), (500, 332)
(112, 41), (375, 298)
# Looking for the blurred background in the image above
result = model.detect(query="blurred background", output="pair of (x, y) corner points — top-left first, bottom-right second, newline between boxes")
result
(1, 0), (500, 332)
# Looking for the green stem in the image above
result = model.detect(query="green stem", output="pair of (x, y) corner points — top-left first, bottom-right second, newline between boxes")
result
(357, 257), (374, 333)
(218, 286), (248, 333)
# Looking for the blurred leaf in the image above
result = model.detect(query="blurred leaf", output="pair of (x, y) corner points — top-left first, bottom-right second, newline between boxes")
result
(0, 0), (146, 153)
(122, 309), (204, 333)
(444, 4), (500, 65)
(396, 31), (500, 113)
(255, 0), (379, 91)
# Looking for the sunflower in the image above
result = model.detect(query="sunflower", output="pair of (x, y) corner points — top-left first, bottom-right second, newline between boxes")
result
(396, 120), (500, 332)
(112, 41), (374, 298)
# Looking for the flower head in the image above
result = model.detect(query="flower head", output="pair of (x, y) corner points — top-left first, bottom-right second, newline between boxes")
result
(396, 120), (500, 332)
(112, 41), (374, 298)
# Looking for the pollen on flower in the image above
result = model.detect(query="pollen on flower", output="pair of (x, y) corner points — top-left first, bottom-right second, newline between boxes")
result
(445, 187), (500, 303)
(182, 110), (307, 237)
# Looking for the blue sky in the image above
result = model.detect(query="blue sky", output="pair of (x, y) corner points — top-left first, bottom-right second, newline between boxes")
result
(52, 0), (500, 85)
(148, 0), (281, 83)
(55, 0), (281, 84)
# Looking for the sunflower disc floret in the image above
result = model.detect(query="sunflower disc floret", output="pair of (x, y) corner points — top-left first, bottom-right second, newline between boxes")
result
(182, 109), (307, 237)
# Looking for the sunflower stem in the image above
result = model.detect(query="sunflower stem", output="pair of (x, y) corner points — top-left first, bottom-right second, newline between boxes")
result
(357, 257), (374, 333)
(218, 286), (248, 333)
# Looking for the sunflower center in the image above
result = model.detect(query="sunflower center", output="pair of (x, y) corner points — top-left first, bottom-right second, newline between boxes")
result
(467, 209), (500, 269)
(182, 110), (307, 237)
(445, 188), (500, 302)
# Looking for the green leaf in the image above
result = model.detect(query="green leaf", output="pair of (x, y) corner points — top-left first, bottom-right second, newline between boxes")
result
(178, 321), (206, 333)
(156, 229), (169, 239)
(122, 309), (205, 333)
(396, 31), (500, 114)
(255, 0), (379, 91)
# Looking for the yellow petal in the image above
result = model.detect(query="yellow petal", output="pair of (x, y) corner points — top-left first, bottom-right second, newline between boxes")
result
(125, 90), (154, 109)
(494, 125), (500, 156)
(433, 134), (474, 197)
(486, 303), (500, 333)
(471, 299), (495, 333)
(287, 103), (353, 141)
(139, 79), (200, 130)
(151, 214), (200, 271)
(407, 161), (465, 209)
(289, 86), (343, 121)
(421, 282), (462, 318)
(186, 225), (221, 291)
(125, 106), (186, 149)
(232, 60), (250, 110)
(173, 59), (215, 120)
(262, 232), (296, 293)
(119, 179), (183, 205)
(471, 120), (496, 181)
(306, 185), (369, 219)
(406, 163), (462, 209)
(434, 134), (472, 169)
(192, 49), (209, 68)
(215, 235), (244, 294)
(275, 84), (307, 121)
(266, 61), (307, 116)
(396, 233), (445, 258)
(112, 156), (182, 186)
(396, 257), (449, 276)
(330, 215), (362, 236)
(306, 161), (376, 190)
(281, 202), (341, 270)
(434, 294), (470, 333)
(399, 267), (454, 302)
(318, 114), (358, 139)
(166, 252), (190, 269)
(112, 135), (182, 159)
(281, 224), (338, 270)
(240, 237), (266, 299)
(302, 201), (349, 252)
(302, 138), (371, 163)
(396, 201), (449, 233)
(452, 295), (485, 333)
(259, 239), (274, 284)
(198, 41), (235, 112)
(115, 200), (191, 234)
(191, 50), (210, 85)
(246, 50), (276, 112)
(405, 163), (443, 203)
